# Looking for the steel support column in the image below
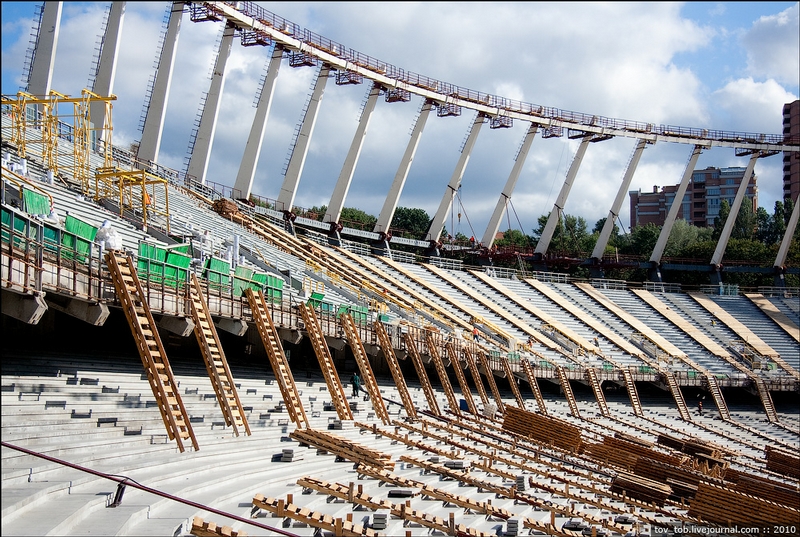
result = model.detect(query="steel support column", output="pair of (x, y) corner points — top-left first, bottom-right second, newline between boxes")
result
(650, 145), (705, 265)
(534, 134), (592, 256)
(277, 64), (331, 213)
(27, 1), (62, 96)
(138, 1), (184, 164)
(481, 123), (538, 248)
(89, 2), (126, 140)
(232, 44), (284, 200)
(324, 82), (382, 229)
(591, 138), (648, 261)
(709, 152), (760, 268)
(427, 112), (486, 244)
(373, 99), (433, 236)
(186, 24), (235, 185)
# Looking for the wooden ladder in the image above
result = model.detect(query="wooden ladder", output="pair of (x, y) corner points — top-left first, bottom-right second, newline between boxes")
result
(520, 357), (548, 415)
(188, 273), (250, 436)
(105, 252), (198, 452)
(476, 351), (505, 413)
(403, 332), (440, 415)
(424, 332), (461, 417)
(556, 366), (581, 419)
(585, 368), (610, 417)
(298, 303), (352, 421)
(753, 377), (779, 423)
(501, 357), (526, 409)
(445, 343), (477, 415)
(621, 369), (643, 417)
(340, 313), (390, 424)
(462, 348), (490, 407)
(245, 288), (308, 429)
(703, 374), (731, 421)
(663, 370), (692, 421)
(373, 321), (417, 420)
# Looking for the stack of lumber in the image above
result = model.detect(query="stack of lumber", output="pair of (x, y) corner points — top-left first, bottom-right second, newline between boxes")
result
(290, 428), (394, 470)
(501, 405), (583, 453)
(609, 471), (672, 506)
(688, 482), (800, 529)
(765, 445), (800, 479)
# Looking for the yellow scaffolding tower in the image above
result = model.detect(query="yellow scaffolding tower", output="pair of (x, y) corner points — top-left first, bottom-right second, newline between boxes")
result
(0, 89), (115, 194)
(94, 167), (170, 234)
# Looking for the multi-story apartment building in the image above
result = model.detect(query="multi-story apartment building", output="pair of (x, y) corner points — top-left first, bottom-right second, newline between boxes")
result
(629, 166), (758, 229)
(784, 100), (800, 202)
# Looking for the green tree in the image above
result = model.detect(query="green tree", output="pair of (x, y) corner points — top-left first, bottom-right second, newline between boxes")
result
(494, 229), (531, 248)
(390, 207), (430, 239)
(622, 222), (661, 258)
(340, 207), (376, 230)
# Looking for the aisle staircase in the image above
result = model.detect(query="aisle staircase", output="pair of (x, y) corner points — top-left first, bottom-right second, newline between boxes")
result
(621, 369), (643, 417)
(753, 377), (779, 424)
(663, 370), (692, 421)
(105, 252), (198, 452)
(403, 332), (440, 415)
(445, 343), (477, 415)
(245, 288), (308, 429)
(585, 368), (610, 417)
(520, 357), (548, 415)
(298, 303), (352, 421)
(703, 375), (731, 421)
(340, 313), (390, 424)
(188, 273), (250, 436)
(556, 366), (581, 418)
(373, 321), (417, 420)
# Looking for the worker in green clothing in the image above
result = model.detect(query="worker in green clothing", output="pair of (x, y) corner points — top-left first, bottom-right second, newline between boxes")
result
(351, 372), (361, 397)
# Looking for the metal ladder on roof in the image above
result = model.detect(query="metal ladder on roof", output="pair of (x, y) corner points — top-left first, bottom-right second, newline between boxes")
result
(403, 332), (440, 415)
(476, 350), (505, 414)
(373, 321), (417, 420)
(663, 370), (692, 422)
(753, 376), (779, 424)
(703, 374), (731, 421)
(340, 313), (390, 425)
(105, 251), (198, 452)
(188, 273), (250, 436)
(462, 347), (490, 407)
(556, 366), (581, 419)
(445, 342), (477, 415)
(586, 368), (610, 417)
(621, 368), (644, 417)
(424, 332), (461, 417)
(298, 302), (352, 421)
(520, 357), (548, 415)
(245, 288), (308, 429)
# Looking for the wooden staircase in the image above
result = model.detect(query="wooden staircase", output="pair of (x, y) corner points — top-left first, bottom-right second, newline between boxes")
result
(424, 332), (461, 417)
(462, 348), (490, 407)
(663, 370), (692, 421)
(556, 366), (581, 419)
(501, 358), (526, 409)
(340, 313), (390, 424)
(298, 302), (352, 421)
(476, 351), (505, 413)
(373, 321), (417, 420)
(445, 343), (477, 415)
(188, 274), (250, 436)
(585, 368), (610, 417)
(403, 332), (440, 415)
(621, 369), (643, 417)
(245, 288), (308, 429)
(703, 375), (731, 421)
(105, 252), (198, 452)
(520, 357), (548, 415)
(753, 377), (779, 423)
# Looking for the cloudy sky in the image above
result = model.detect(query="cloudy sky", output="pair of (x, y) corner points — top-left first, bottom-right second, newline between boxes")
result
(2, 2), (798, 239)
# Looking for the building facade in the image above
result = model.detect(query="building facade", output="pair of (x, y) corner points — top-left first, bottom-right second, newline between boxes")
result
(784, 100), (800, 203)
(629, 166), (758, 229)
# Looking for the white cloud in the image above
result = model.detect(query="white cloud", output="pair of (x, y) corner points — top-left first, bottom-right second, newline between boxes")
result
(742, 3), (800, 86)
